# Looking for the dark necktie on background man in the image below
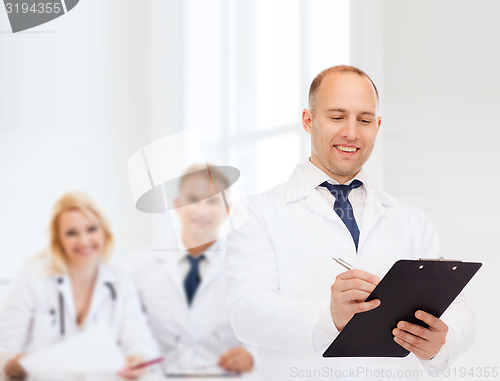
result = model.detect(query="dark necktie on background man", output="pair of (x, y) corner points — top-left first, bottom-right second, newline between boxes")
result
(320, 180), (362, 250)
(184, 255), (205, 305)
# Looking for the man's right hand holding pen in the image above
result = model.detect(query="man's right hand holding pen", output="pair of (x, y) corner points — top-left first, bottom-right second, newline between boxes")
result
(329, 267), (381, 331)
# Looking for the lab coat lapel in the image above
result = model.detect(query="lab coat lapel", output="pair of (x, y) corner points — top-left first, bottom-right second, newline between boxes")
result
(304, 190), (345, 225)
(188, 242), (224, 340)
(196, 244), (224, 297)
(285, 163), (345, 226)
(161, 252), (185, 296)
(86, 264), (116, 325)
(358, 183), (394, 249)
(152, 250), (191, 336)
(55, 274), (76, 325)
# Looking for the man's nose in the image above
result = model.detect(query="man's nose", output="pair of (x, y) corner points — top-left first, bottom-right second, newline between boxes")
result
(341, 117), (360, 141)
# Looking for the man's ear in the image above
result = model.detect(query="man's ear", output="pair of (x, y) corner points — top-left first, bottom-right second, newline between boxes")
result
(377, 116), (382, 132)
(302, 109), (314, 134)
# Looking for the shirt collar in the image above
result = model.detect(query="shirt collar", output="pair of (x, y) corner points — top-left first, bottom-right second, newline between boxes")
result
(177, 238), (225, 265)
(285, 159), (394, 206)
(303, 158), (368, 189)
(97, 262), (117, 283)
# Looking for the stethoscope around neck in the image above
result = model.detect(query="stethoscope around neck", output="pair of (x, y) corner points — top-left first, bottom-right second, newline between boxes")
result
(55, 277), (117, 336)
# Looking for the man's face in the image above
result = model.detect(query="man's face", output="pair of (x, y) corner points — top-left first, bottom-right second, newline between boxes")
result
(303, 73), (381, 183)
(175, 174), (229, 240)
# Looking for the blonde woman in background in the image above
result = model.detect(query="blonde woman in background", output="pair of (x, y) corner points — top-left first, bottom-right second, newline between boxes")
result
(0, 192), (158, 380)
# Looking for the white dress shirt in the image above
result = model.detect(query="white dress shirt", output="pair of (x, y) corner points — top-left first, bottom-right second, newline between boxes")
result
(303, 159), (367, 230)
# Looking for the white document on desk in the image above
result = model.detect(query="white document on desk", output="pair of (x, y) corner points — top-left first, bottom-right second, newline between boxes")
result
(165, 364), (240, 378)
(20, 325), (126, 374)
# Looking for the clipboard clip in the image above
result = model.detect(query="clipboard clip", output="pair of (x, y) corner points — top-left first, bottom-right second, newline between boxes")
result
(418, 256), (462, 262)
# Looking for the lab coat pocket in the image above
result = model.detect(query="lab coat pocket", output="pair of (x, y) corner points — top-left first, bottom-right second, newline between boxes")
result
(384, 239), (419, 260)
(28, 309), (60, 353)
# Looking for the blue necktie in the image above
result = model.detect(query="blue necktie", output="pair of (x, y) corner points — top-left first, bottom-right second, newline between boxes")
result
(184, 255), (204, 305)
(320, 180), (363, 250)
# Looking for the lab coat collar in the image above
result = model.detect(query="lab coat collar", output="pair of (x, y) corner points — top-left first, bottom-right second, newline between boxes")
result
(152, 239), (225, 297)
(53, 262), (116, 327)
(284, 159), (395, 207)
(150, 238), (225, 265)
(51, 262), (116, 284)
(193, 241), (225, 298)
(358, 182), (388, 249)
(96, 262), (117, 284)
(147, 240), (192, 295)
(284, 160), (397, 250)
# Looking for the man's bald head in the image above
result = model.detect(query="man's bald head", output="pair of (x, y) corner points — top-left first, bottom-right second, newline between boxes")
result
(308, 65), (379, 113)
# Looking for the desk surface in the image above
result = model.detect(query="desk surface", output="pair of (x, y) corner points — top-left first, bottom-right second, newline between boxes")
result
(30, 372), (257, 381)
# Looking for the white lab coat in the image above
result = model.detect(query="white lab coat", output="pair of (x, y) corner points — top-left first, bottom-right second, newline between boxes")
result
(225, 162), (475, 381)
(129, 240), (257, 373)
(0, 256), (158, 377)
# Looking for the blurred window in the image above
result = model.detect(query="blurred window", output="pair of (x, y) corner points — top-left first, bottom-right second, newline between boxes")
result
(186, 0), (351, 194)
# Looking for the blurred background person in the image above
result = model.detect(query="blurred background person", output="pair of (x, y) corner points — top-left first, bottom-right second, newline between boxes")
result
(128, 164), (256, 376)
(0, 192), (158, 380)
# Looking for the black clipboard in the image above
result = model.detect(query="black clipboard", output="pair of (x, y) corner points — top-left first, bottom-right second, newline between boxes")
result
(323, 259), (482, 358)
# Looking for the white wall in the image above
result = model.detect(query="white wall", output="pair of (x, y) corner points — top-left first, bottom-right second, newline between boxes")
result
(379, 0), (500, 373)
(0, 0), (171, 280)
(351, 0), (386, 186)
(0, 0), (351, 279)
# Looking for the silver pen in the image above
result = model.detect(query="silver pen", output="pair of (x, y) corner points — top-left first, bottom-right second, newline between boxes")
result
(332, 257), (355, 271)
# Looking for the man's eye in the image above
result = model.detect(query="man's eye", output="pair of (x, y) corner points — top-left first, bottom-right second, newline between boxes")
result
(360, 119), (371, 124)
(330, 117), (343, 121)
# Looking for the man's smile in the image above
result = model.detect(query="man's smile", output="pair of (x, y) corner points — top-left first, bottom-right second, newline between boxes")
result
(334, 145), (359, 153)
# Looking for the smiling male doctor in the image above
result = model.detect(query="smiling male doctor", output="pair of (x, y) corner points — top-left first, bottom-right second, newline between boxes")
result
(224, 65), (474, 380)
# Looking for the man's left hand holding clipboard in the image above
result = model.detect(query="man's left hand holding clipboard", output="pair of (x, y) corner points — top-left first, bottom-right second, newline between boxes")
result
(330, 258), (448, 360)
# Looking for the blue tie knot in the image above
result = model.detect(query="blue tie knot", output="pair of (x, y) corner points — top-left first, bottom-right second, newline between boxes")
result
(187, 254), (204, 269)
(320, 179), (362, 201)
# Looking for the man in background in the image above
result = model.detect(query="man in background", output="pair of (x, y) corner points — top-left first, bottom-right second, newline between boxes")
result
(129, 164), (256, 375)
